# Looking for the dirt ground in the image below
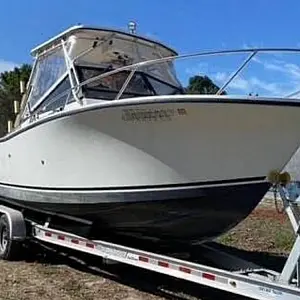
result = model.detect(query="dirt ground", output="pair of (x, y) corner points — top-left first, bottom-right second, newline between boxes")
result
(218, 199), (295, 255)
(0, 197), (296, 300)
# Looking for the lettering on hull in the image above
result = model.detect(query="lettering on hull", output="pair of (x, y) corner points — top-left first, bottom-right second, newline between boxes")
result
(122, 108), (187, 122)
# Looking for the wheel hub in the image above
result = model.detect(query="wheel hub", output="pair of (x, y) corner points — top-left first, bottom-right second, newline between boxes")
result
(0, 226), (8, 252)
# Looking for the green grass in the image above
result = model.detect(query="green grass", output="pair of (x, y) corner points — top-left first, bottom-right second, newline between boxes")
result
(274, 229), (295, 252)
(217, 215), (296, 254)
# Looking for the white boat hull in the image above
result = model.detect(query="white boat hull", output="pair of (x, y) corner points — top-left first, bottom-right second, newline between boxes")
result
(0, 96), (300, 189)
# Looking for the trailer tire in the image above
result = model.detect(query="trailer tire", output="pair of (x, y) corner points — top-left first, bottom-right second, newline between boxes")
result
(0, 214), (22, 260)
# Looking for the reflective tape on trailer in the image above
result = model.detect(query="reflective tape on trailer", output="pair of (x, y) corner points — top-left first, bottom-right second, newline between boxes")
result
(136, 254), (228, 285)
(38, 229), (96, 250)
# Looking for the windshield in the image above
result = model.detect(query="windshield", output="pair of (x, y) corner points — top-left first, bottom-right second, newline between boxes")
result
(28, 47), (67, 109)
(76, 66), (183, 100)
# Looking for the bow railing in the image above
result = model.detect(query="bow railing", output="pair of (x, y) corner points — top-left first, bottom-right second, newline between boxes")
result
(21, 47), (300, 127)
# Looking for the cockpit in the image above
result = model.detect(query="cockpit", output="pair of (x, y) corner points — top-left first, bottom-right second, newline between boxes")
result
(18, 25), (183, 125)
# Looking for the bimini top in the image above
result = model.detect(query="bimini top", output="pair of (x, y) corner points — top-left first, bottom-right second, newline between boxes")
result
(30, 24), (178, 58)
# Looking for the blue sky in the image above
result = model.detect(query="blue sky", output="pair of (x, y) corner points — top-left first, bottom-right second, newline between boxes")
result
(1, 0), (300, 96)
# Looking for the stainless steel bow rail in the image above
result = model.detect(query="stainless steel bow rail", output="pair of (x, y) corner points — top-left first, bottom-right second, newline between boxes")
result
(20, 48), (300, 125)
(0, 185), (299, 300)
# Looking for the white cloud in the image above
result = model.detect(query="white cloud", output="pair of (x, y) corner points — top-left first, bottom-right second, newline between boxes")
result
(0, 59), (18, 73)
(217, 54), (300, 95)
(185, 62), (209, 76)
(249, 77), (282, 94)
(242, 42), (265, 50)
(263, 62), (286, 72)
(285, 63), (300, 79)
(254, 57), (300, 80)
(247, 54), (300, 96)
(213, 72), (227, 82)
(252, 56), (262, 63)
(230, 77), (251, 91)
(213, 72), (251, 91)
(212, 71), (285, 95)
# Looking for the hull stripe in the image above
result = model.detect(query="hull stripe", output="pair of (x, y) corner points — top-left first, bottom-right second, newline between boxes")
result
(0, 176), (266, 192)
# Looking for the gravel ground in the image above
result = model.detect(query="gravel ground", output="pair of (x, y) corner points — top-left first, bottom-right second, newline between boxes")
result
(0, 197), (296, 300)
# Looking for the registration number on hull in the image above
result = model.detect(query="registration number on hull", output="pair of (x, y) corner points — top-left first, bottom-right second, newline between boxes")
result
(122, 108), (187, 122)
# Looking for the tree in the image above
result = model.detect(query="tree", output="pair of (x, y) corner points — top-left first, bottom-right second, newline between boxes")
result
(186, 75), (227, 95)
(0, 64), (32, 136)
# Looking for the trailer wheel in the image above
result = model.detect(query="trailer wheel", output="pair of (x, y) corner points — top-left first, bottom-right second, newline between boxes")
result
(0, 214), (22, 260)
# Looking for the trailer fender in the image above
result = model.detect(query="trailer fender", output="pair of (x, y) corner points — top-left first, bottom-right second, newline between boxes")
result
(0, 205), (26, 241)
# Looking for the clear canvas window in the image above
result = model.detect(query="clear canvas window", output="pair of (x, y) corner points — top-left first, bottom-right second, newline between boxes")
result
(36, 76), (72, 113)
(77, 67), (153, 100)
(142, 61), (181, 88)
(28, 47), (67, 109)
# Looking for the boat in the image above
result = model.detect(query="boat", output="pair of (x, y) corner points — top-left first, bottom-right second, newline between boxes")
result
(1, 22), (300, 251)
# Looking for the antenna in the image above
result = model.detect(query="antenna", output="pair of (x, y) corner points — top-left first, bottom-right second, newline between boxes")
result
(128, 21), (137, 34)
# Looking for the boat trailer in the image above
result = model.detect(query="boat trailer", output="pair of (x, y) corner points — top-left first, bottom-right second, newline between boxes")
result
(0, 183), (299, 300)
